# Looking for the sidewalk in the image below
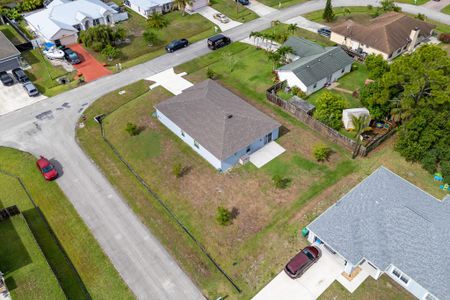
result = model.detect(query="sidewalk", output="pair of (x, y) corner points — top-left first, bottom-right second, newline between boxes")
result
(247, 0), (278, 16)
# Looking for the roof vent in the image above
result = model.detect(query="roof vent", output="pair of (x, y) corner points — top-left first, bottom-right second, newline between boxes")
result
(227, 114), (233, 119)
(306, 65), (310, 68)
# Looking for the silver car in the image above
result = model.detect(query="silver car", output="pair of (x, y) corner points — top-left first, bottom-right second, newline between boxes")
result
(23, 82), (39, 97)
(213, 13), (230, 24)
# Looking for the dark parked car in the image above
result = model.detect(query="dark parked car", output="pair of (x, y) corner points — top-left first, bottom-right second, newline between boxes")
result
(165, 39), (189, 53)
(284, 246), (321, 279)
(0, 71), (14, 86)
(62, 47), (81, 64)
(12, 68), (29, 83)
(23, 81), (39, 97)
(36, 156), (58, 180)
(207, 34), (231, 50)
(236, 0), (249, 5)
(317, 27), (331, 38)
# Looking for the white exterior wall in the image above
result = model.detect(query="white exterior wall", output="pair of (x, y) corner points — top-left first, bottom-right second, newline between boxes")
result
(156, 110), (223, 170)
(278, 62), (352, 95)
(156, 110), (279, 172)
(221, 127), (279, 171)
(125, 1), (172, 18)
(58, 34), (78, 45)
(385, 265), (433, 300)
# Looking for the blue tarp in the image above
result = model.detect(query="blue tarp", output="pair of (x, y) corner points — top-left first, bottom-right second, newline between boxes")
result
(43, 42), (55, 50)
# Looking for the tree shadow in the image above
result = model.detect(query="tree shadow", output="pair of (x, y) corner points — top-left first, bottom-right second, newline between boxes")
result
(230, 207), (240, 220)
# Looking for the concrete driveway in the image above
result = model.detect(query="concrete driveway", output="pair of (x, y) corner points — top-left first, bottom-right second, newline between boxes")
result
(196, 6), (242, 31)
(247, 0), (278, 16)
(284, 15), (324, 33)
(147, 67), (193, 95)
(253, 244), (344, 300)
(422, 0), (450, 10)
(0, 78), (46, 116)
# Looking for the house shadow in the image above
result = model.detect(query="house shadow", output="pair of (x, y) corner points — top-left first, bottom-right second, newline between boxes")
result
(49, 158), (64, 178)
(278, 125), (290, 138)
(0, 217), (33, 275)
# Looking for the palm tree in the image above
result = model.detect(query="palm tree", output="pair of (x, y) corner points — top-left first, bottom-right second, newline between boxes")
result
(266, 50), (282, 70)
(287, 23), (298, 35)
(173, 0), (191, 15)
(276, 46), (294, 65)
(147, 13), (170, 30)
(249, 31), (262, 47)
(351, 114), (370, 159)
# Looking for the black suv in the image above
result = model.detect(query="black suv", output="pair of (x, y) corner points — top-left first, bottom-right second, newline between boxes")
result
(317, 27), (331, 38)
(62, 47), (81, 64)
(207, 34), (231, 50)
(0, 71), (14, 86)
(12, 68), (29, 83)
(165, 39), (189, 53)
(236, 0), (249, 4)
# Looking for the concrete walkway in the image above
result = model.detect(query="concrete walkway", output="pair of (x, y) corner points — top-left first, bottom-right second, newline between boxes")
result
(240, 36), (280, 51)
(147, 68), (193, 95)
(284, 15), (324, 33)
(247, 0), (278, 16)
(196, 6), (242, 31)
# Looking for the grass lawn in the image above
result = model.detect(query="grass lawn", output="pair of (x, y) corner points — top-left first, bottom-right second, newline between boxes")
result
(21, 50), (77, 97)
(210, 0), (258, 22)
(307, 89), (361, 109)
(0, 24), (26, 44)
(77, 40), (445, 299)
(395, 0), (429, 5)
(337, 63), (368, 91)
(257, 0), (306, 9)
(442, 4), (450, 15)
(0, 215), (65, 300)
(319, 275), (415, 300)
(261, 23), (336, 47)
(89, 10), (216, 69)
(0, 148), (133, 299)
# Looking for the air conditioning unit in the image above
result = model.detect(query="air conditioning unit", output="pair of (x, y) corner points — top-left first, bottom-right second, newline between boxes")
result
(239, 155), (250, 165)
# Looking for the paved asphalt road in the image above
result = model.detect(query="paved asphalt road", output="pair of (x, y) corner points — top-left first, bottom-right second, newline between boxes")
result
(0, 1), (448, 299)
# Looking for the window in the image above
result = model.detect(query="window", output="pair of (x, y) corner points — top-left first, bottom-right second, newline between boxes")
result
(246, 146), (251, 153)
(93, 18), (100, 26)
(391, 268), (409, 285)
(181, 131), (185, 137)
(194, 140), (199, 149)
(313, 83), (317, 88)
(341, 68), (345, 73)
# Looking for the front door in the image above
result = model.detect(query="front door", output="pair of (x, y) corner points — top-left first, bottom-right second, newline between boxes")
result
(265, 133), (272, 144)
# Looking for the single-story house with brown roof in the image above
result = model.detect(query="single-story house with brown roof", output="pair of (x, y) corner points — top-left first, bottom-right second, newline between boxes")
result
(330, 12), (435, 60)
(155, 80), (281, 172)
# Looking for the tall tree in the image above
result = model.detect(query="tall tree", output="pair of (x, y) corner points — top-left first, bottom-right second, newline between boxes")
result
(173, 0), (191, 15)
(351, 115), (370, 158)
(314, 92), (347, 130)
(322, 0), (334, 22)
(147, 13), (169, 30)
(287, 23), (298, 35)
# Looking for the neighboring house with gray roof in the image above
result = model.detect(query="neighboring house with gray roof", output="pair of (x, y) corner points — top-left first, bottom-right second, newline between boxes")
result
(0, 32), (21, 72)
(25, 0), (128, 46)
(276, 37), (353, 95)
(155, 80), (280, 171)
(306, 167), (450, 300)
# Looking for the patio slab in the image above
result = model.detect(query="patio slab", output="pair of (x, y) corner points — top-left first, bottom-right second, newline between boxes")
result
(146, 68), (193, 95)
(250, 141), (285, 168)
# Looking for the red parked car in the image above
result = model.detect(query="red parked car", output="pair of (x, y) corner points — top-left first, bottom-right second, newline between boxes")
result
(36, 156), (58, 180)
(284, 246), (321, 279)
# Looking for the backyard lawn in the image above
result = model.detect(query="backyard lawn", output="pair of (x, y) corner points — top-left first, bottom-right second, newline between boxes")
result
(77, 39), (445, 299)
(89, 10), (216, 69)
(257, 0), (306, 9)
(210, 0), (258, 22)
(261, 23), (336, 47)
(0, 24), (26, 44)
(0, 215), (65, 300)
(0, 148), (133, 300)
(319, 275), (415, 300)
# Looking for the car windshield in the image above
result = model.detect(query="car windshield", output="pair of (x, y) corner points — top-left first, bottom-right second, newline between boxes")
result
(42, 165), (54, 173)
(69, 53), (77, 59)
(303, 249), (315, 260)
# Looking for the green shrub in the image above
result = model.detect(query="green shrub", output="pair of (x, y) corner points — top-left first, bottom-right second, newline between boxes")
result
(216, 206), (232, 226)
(314, 91), (347, 130)
(291, 86), (306, 98)
(125, 122), (139, 136)
(272, 175), (291, 189)
(172, 162), (184, 178)
(206, 68), (216, 79)
(313, 144), (331, 162)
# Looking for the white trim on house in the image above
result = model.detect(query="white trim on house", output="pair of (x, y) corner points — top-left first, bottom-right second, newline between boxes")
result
(155, 109), (279, 172)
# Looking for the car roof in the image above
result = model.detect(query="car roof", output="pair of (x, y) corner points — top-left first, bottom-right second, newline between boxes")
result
(37, 157), (50, 167)
(208, 34), (226, 42)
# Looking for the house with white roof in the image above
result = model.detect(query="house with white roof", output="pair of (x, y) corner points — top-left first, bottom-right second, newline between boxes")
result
(123, 0), (208, 18)
(25, 0), (128, 46)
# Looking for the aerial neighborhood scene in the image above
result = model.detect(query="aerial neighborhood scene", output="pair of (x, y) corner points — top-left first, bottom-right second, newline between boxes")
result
(0, 0), (449, 297)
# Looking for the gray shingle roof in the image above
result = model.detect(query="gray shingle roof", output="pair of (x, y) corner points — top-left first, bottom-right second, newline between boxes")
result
(277, 38), (353, 87)
(155, 80), (280, 160)
(308, 167), (450, 300)
(0, 32), (20, 61)
(282, 37), (325, 57)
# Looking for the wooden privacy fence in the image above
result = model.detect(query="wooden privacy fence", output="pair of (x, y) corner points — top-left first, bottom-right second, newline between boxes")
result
(266, 82), (395, 156)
